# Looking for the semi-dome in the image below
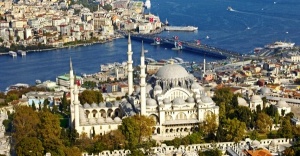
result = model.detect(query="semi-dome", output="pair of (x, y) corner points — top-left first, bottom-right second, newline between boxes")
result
(201, 96), (213, 103)
(146, 98), (157, 106)
(125, 103), (132, 108)
(135, 86), (141, 93)
(155, 64), (190, 80)
(83, 103), (91, 108)
(251, 140), (260, 147)
(187, 97), (195, 103)
(277, 100), (289, 108)
(173, 97), (185, 105)
(154, 85), (162, 91)
(114, 101), (119, 107)
(163, 98), (171, 104)
(238, 97), (248, 106)
(251, 95), (262, 102)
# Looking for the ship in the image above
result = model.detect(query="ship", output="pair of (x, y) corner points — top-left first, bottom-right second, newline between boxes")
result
(172, 41), (183, 51)
(144, 0), (151, 9)
(151, 37), (161, 45)
(227, 6), (234, 11)
(17, 50), (26, 56)
(8, 51), (17, 57)
(265, 41), (295, 49)
(165, 26), (198, 32)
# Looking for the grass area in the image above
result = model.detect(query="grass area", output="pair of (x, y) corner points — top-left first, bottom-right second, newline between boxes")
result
(60, 118), (69, 128)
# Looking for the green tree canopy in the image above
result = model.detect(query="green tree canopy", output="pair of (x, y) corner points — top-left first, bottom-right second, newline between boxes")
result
(222, 118), (246, 143)
(256, 112), (272, 133)
(16, 137), (44, 156)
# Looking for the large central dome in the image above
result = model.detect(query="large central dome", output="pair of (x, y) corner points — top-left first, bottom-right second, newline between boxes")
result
(155, 64), (190, 80)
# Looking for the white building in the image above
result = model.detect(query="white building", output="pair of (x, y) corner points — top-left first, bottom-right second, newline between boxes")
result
(70, 34), (219, 140)
(275, 100), (291, 116)
(249, 95), (263, 111)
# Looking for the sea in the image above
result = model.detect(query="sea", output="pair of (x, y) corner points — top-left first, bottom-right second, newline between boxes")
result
(1, 0), (300, 91)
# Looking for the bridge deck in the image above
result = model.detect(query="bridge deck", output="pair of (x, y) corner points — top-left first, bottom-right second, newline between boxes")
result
(125, 33), (242, 59)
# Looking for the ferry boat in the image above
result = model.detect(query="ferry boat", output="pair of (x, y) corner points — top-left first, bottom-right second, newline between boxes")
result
(165, 26), (198, 32)
(17, 50), (26, 56)
(144, 0), (151, 9)
(8, 51), (17, 57)
(172, 41), (183, 51)
(151, 37), (161, 45)
(265, 41), (295, 49)
(227, 6), (234, 11)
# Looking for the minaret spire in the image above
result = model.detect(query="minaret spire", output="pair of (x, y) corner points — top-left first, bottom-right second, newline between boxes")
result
(140, 41), (146, 115)
(69, 57), (75, 128)
(127, 33), (134, 95)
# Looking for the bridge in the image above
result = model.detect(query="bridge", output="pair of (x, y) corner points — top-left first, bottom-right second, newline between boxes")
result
(124, 33), (242, 59)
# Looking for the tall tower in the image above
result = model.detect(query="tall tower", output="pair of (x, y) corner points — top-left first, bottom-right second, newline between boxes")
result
(127, 33), (134, 95)
(74, 84), (80, 130)
(69, 58), (75, 126)
(203, 58), (206, 79)
(140, 41), (146, 115)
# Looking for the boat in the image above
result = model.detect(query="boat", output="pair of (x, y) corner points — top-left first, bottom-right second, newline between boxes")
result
(17, 50), (26, 56)
(172, 41), (183, 51)
(8, 51), (17, 57)
(227, 6), (234, 11)
(35, 79), (42, 84)
(151, 37), (161, 45)
(144, 50), (148, 53)
(144, 0), (151, 9)
(265, 41), (295, 49)
(165, 19), (169, 26)
(165, 26), (198, 32)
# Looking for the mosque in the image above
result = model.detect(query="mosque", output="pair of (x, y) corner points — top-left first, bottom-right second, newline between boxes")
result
(69, 34), (219, 140)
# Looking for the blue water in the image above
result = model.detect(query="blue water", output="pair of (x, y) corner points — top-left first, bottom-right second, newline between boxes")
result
(1, 0), (300, 91)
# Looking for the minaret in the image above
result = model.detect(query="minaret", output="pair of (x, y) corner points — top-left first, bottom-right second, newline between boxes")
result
(127, 33), (134, 95)
(74, 84), (80, 129)
(69, 58), (75, 126)
(70, 58), (74, 103)
(202, 58), (206, 79)
(140, 41), (146, 115)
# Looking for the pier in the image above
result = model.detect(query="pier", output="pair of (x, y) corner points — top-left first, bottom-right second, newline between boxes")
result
(125, 33), (242, 59)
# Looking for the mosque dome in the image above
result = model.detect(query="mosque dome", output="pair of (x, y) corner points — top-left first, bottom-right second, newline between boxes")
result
(187, 97), (195, 103)
(88, 118), (96, 124)
(146, 98), (157, 106)
(114, 101), (120, 107)
(201, 96), (213, 103)
(251, 95), (262, 102)
(154, 85), (162, 91)
(238, 97), (248, 106)
(106, 102), (113, 107)
(155, 64), (190, 80)
(163, 98), (171, 104)
(146, 84), (153, 93)
(114, 117), (122, 122)
(251, 140), (261, 147)
(125, 103), (132, 108)
(135, 86), (141, 93)
(106, 117), (114, 123)
(260, 87), (271, 95)
(83, 103), (91, 108)
(97, 117), (105, 123)
(99, 102), (106, 107)
(91, 103), (98, 108)
(173, 97), (185, 105)
(277, 100), (289, 108)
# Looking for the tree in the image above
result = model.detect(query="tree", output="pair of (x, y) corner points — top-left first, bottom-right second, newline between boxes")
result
(277, 117), (293, 138)
(201, 113), (218, 139)
(230, 106), (253, 128)
(63, 147), (82, 156)
(284, 148), (295, 156)
(13, 106), (40, 145)
(37, 111), (65, 155)
(256, 112), (272, 133)
(119, 115), (155, 149)
(198, 148), (222, 156)
(16, 137), (44, 156)
(62, 92), (69, 112)
(223, 118), (246, 143)
(32, 101), (37, 110)
(79, 90), (98, 104)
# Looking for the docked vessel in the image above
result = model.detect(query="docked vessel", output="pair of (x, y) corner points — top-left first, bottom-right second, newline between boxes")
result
(151, 37), (161, 45)
(165, 26), (198, 32)
(17, 50), (26, 56)
(172, 41), (183, 51)
(8, 51), (17, 57)
(144, 0), (151, 9)
(227, 6), (234, 11)
(265, 41), (295, 49)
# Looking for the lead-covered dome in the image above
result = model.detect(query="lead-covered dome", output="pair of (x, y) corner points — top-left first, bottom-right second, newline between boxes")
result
(251, 95), (262, 102)
(277, 100), (289, 108)
(155, 64), (190, 80)
(201, 96), (213, 103)
(146, 98), (157, 106)
(173, 97), (185, 105)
